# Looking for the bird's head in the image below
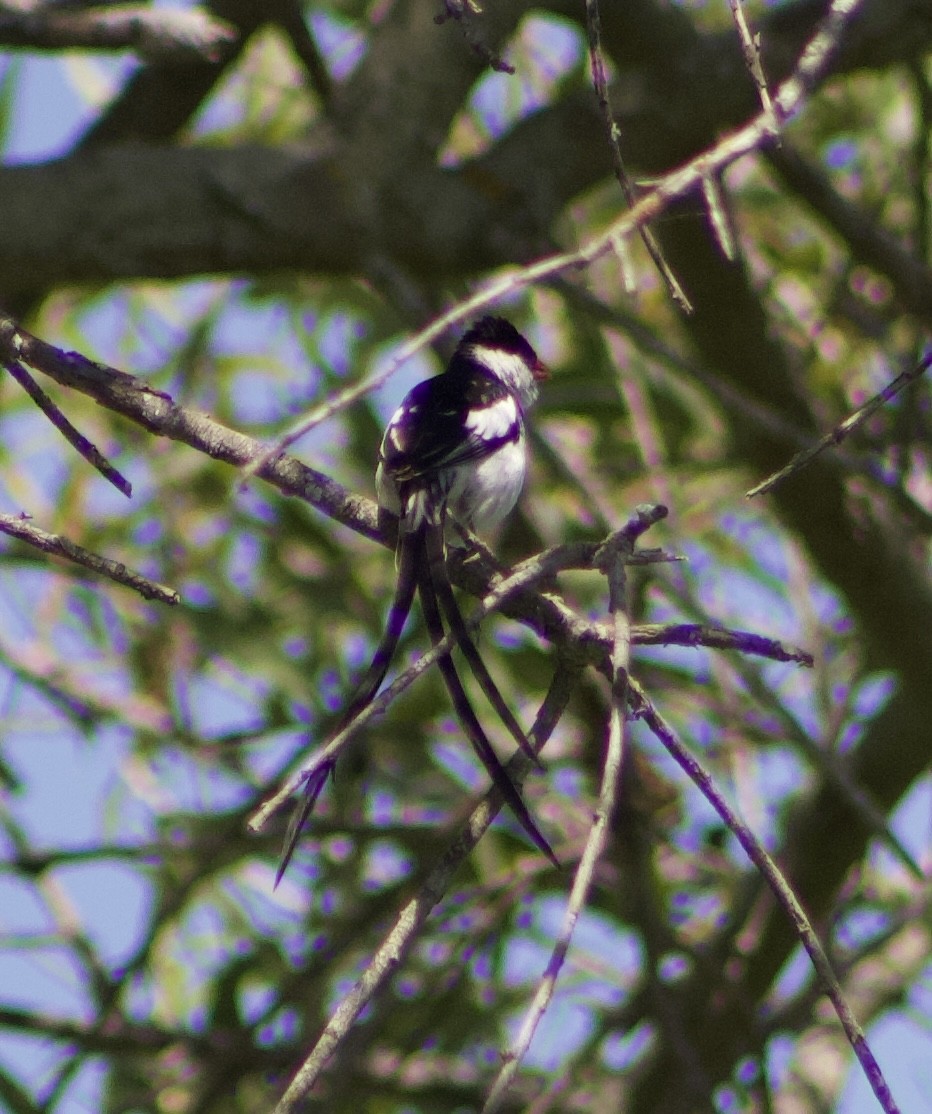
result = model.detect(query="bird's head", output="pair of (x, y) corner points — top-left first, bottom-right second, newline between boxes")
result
(459, 316), (548, 409)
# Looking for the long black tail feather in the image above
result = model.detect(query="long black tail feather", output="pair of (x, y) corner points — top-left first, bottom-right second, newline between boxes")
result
(335, 529), (419, 731)
(417, 528), (558, 867)
(275, 530), (420, 883)
(276, 522), (557, 882)
(423, 523), (544, 771)
(275, 762), (333, 886)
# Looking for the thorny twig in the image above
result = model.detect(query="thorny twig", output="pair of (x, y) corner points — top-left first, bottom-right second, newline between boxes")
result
(434, 0), (514, 74)
(633, 680), (902, 1114)
(747, 349), (932, 497)
(240, 0), (870, 482)
(271, 666), (576, 1114)
(482, 506), (660, 1113)
(584, 0), (691, 310)
(727, 0), (776, 126)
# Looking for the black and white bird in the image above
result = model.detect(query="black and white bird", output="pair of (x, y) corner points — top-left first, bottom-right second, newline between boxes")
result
(277, 317), (555, 883)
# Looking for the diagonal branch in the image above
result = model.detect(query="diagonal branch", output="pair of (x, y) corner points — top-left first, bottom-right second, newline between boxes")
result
(584, 0), (691, 311)
(727, 0), (776, 124)
(747, 348), (932, 497)
(483, 506), (660, 1112)
(634, 679), (902, 1114)
(271, 664), (577, 1114)
(242, 0), (869, 467)
(4, 356), (131, 497)
(0, 513), (179, 605)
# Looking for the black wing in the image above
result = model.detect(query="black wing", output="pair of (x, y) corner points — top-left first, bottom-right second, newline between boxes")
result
(381, 371), (521, 483)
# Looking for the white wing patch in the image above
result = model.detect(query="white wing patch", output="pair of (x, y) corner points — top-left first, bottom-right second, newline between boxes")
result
(384, 404), (409, 453)
(464, 396), (518, 442)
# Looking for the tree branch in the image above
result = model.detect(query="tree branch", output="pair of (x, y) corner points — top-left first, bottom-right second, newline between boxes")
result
(272, 667), (576, 1114)
(0, 512), (179, 605)
(0, 5), (237, 61)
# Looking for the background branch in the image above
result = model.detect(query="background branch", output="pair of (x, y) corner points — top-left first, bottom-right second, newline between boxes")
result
(0, 4), (237, 61)
(0, 512), (178, 604)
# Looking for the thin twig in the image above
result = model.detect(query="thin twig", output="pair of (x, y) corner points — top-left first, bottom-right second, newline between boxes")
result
(248, 524), (675, 834)
(584, 0), (691, 311)
(635, 622), (812, 665)
(727, 0), (776, 126)
(724, 650), (923, 880)
(4, 358), (131, 497)
(747, 349), (932, 497)
(483, 506), (660, 1112)
(763, 890), (932, 1036)
(0, 512), (179, 605)
(434, 0), (514, 74)
(240, 0), (869, 478)
(271, 667), (577, 1114)
(634, 680), (901, 1114)
(653, 576), (919, 879)
(701, 173), (737, 261)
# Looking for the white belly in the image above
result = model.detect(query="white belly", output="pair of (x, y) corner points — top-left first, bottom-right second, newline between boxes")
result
(376, 437), (527, 537)
(446, 438), (527, 533)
